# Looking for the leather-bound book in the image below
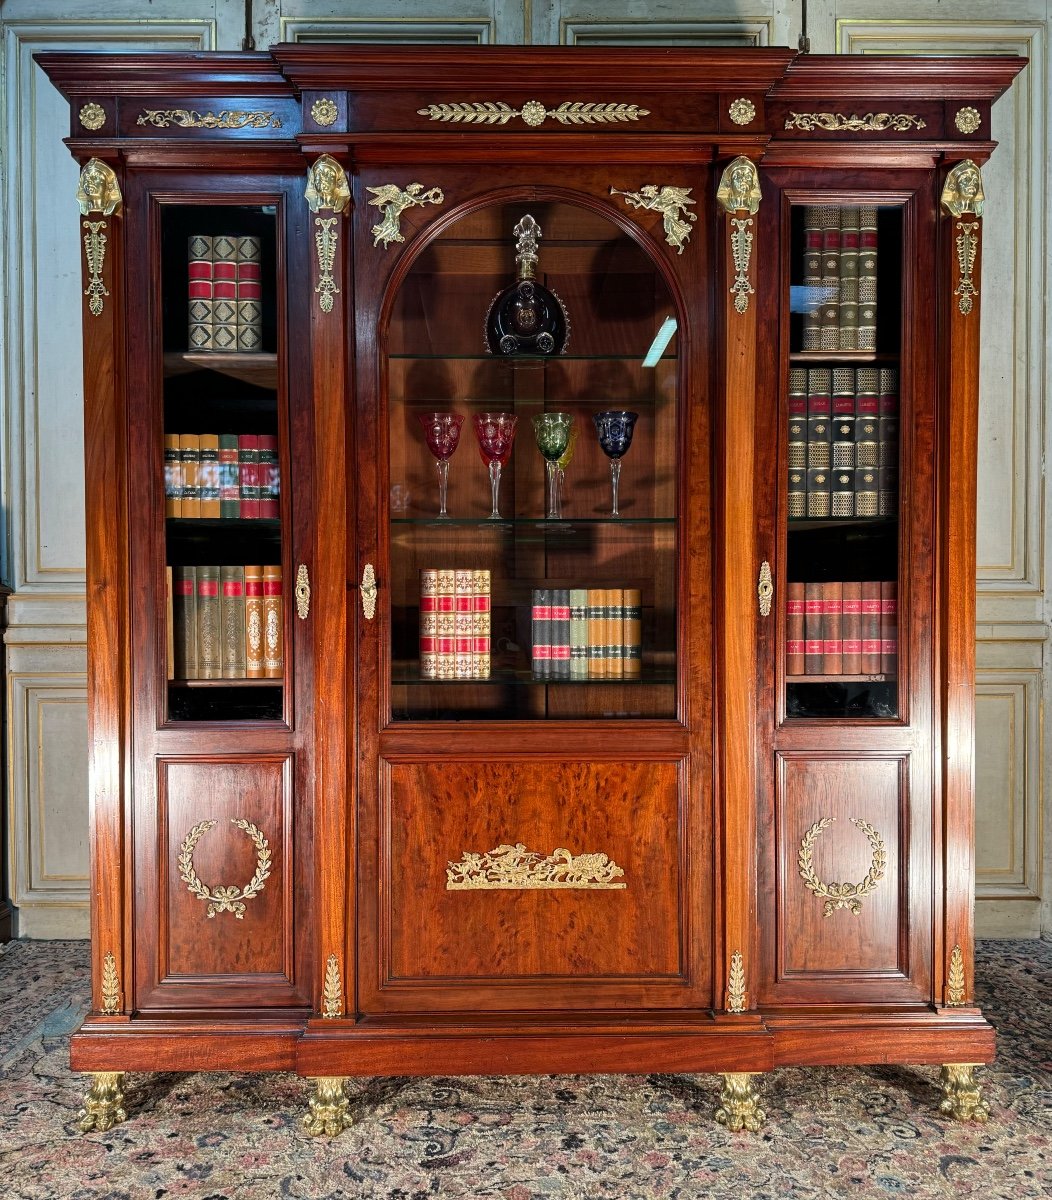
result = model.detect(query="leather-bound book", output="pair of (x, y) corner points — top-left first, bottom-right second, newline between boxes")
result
(245, 565), (265, 678)
(854, 368), (880, 469)
(804, 581), (824, 674)
(822, 580), (843, 674)
(257, 435), (279, 519)
(212, 234), (238, 352)
(606, 587), (624, 680)
(861, 580), (882, 672)
(880, 581), (898, 676)
(196, 564), (222, 679)
(857, 207), (878, 351)
(878, 367), (899, 468)
(831, 368), (856, 469)
(838, 207), (860, 350)
(179, 433), (201, 518)
(454, 569), (475, 680)
(531, 587), (551, 680)
(187, 234), (213, 351)
(819, 205), (841, 352)
(854, 466), (879, 518)
(801, 207), (822, 351)
(788, 468), (806, 520)
(219, 434), (240, 518)
(235, 235), (263, 353)
(788, 367), (807, 471)
(785, 581), (805, 675)
(164, 433), (182, 517)
(199, 433), (221, 518)
(831, 467), (855, 518)
(220, 564), (246, 678)
(879, 466), (899, 519)
(842, 581), (862, 673)
(569, 588), (588, 680)
(551, 588), (571, 681)
(435, 568), (455, 680)
(806, 368), (831, 470)
(238, 433), (260, 518)
(166, 566), (175, 681)
(173, 565), (197, 678)
(587, 588), (604, 679)
(472, 568), (491, 679)
(806, 467), (831, 518)
(263, 564), (283, 679)
(623, 588), (642, 680)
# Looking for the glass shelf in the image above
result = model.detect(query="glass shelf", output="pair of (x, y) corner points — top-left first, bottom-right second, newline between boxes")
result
(393, 667), (676, 686)
(389, 353), (676, 363)
(788, 351), (898, 364)
(169, 678), (282, 688)
(391, 517), (675, 528)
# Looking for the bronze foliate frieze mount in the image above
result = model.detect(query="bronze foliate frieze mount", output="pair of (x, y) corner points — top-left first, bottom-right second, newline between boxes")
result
(785, 112), (926, 133)
(417, 100), (649, 127)
(137, 109), (281, 130)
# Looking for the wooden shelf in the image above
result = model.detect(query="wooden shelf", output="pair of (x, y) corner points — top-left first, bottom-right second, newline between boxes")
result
(789, 351), (899, 364)
(787, 673), (892, 684)
(169, 678), (282, 688)
(164, 352), (278, 388)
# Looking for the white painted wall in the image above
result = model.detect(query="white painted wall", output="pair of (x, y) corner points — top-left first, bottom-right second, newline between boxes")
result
(2, 0), (1047, 937)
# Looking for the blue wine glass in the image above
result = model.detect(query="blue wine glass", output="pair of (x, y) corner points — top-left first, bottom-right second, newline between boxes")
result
(593, 410), (638, 517)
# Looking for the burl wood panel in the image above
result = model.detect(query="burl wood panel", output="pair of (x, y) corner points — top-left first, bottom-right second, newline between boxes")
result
(384, 759), (684, 985)
(778, 755), (904, 978)
(161, 757), (291, 979)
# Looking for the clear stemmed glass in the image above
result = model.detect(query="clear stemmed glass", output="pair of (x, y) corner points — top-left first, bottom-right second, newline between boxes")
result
(417, 412), (464, 518)
(553, 423), (579, 519)
(531, 412), (574, 518)
(593, 410), (638, 518)
(472, 412), (518, 519)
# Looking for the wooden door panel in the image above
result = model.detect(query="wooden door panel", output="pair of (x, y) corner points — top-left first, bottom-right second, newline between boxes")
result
(138, 755), (305, 1008)
(766, 752), (927, 1005)
(364, 757), (708, 1011)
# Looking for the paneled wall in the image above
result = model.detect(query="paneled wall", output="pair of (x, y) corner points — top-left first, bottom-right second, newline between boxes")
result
(3, 0), (1047, 937)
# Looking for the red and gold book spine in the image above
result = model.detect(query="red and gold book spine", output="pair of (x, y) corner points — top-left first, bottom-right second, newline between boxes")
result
(785, 581), (805, 675)
(196, 564), (222, 679)
(623, 587), (642, 680)
(861, 580), (882, 673)
(436, 568), (456, 680)
(211, 234), (238, 352)
(841, 581), (862, 673)
(881, 581), (898, 676)
(179, 433), (201, 518)
(822, 580), (843, 674)
(531, 587), (551, 680)
(454, 569), (475, 680)
(245, 565), (265, 678)
(257, 434), (279, 519)
(419, 568), (438, 679)
(804, 581), (824, 675)
(199, 433), (221, 518)
(263, 564), (283, 679)
(164, 432), (183, 517)
(472, 568), (491, 679)
(235, 235), (263, 353)
(238, 433), (260, 519)
(187, 234), (213, 350)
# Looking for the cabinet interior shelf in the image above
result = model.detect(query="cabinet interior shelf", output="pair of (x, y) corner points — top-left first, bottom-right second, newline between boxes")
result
(787, 673), (892, 684)
(164, 351), (278, 388)
(392, 517), (675, 528)
(788, 351), (899, 364)
(389, 353), (676, 364)
(167, 518), (281, 530)
(788, 517), (895, 532)
(393, 668), (676, 686)
(169, 678), (282, 688)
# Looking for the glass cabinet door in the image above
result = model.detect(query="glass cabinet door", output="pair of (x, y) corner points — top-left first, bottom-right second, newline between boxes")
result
(784, 200), (903, 720)
(386, 200), (679, 722)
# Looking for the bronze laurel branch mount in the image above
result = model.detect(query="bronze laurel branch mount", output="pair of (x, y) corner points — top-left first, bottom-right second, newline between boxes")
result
(178, 818), (272, 918)
(417, 100), (649, 127)
(797, 817), (887, 916)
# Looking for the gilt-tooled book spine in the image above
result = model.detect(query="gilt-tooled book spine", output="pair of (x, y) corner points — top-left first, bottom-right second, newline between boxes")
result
(842, 581), (862, 673)
(831, 466), (855, 519)
(551, 588), (571, 682)
(801, 207), (822, 351)
(245, 565), (265, 678)
(857, 207), (878, 352)
(806, 368), (831, 471)
(263, 564), (283, 679)
(785, 581), (805, 675)
(199, 433), (221, 519)
(822, 580), (843, 674)
(221, 564), (246, 679)
(212, 234), (239, 352)
(861, 580), (882, 673)
(187, 234), (213, 351)
(606, 588), (623, 681)
(831, 368), (856, 468)
(569, 588), (588, 681)
(623, 588), (642, 680)
(238, 433), (260, 519)
(787, 467), (806, 521)
(805, 467), (830, 519)
(878, 367), (899, 477)
(455, 569), (475, 680)
(166, 566), (175, 681)
(838, 207), (860, 350)
(164, 433), (182, 518)
(419, 568), (438, 679)
(219, 434), (240, 518)
(854, 466), (879, 519)
(532, 587), (551, 681)
(173, 566), (197, 679)
(854, 368), (880, 472)
(235, 236), (263, 353)
(880, 581), (898, 676)
(257, 435), (279, 519)
(587, 588), (604, 679)
(435, 568), (455, 680)
(472, 568), (491, 679)
(196, 564), (222, 679)
(179, 433), (201, 518)
(804, 581), (824, 674)
(819, 205), (841, 352)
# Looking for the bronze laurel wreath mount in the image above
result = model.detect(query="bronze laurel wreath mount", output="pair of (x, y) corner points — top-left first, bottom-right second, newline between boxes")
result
(797, 817), (887, 916)
(178, 818), (272, 918)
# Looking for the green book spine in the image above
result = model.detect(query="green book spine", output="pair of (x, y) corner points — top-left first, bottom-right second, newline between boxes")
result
(219, 434), (240, 518)
(196, 565), (222, 679)
(569, 588), (588, 681)
(221, 565), (246, 678)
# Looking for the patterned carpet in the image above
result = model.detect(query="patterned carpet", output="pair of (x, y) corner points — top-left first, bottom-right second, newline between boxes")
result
(0, 939), (1048, 1199)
